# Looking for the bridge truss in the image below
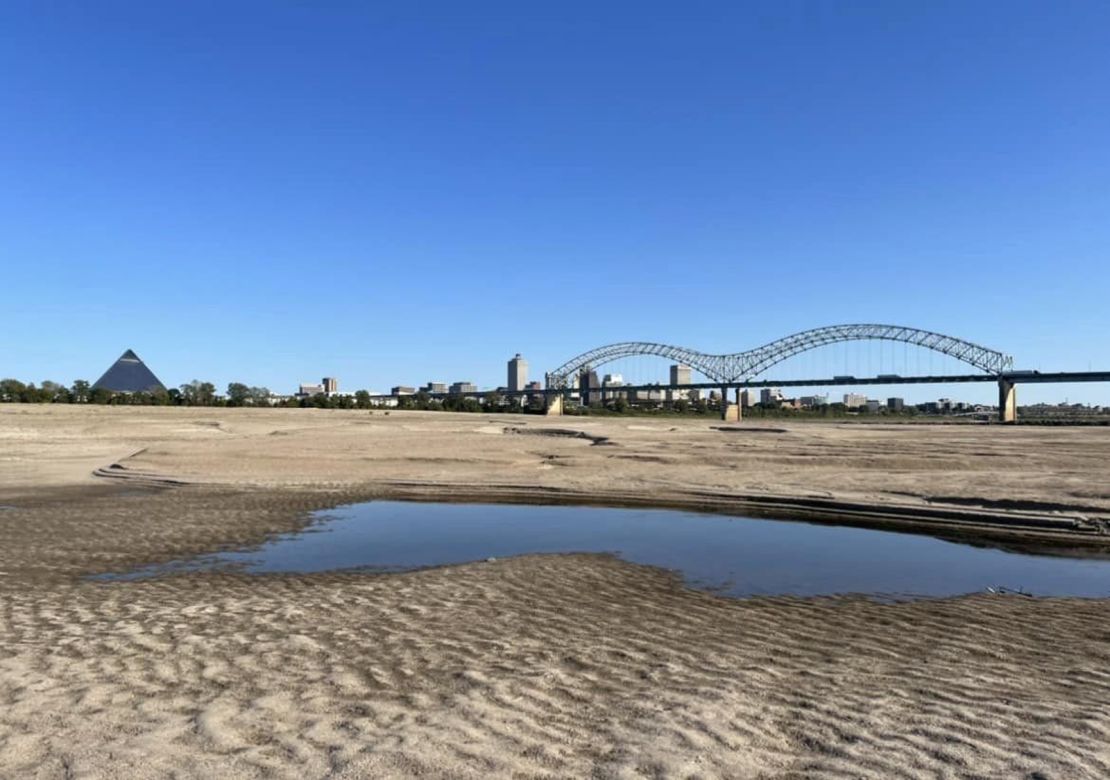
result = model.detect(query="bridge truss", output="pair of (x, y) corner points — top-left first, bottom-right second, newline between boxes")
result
(545, 324), (1014, 388)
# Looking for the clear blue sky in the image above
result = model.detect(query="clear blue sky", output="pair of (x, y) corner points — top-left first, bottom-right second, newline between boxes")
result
(2, 1), (1108, 403)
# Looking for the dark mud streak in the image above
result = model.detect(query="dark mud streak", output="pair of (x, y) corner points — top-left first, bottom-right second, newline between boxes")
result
(503, 427), (615, 446)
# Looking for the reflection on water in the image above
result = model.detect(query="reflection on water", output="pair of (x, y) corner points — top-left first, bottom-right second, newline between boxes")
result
(98, 501), (1110, 599)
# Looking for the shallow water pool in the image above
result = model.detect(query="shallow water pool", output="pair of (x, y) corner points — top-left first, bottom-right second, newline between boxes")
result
(96, 501), (1110, 599)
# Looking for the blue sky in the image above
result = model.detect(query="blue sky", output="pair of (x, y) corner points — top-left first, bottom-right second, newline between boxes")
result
(2, 1), (1108, 403)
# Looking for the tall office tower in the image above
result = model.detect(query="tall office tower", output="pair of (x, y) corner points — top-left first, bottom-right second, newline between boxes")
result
(668, 364), (693, 401)
(507, 353), (528, 392)
(579, 369), (601, 405)
(322, 377), (338, 394)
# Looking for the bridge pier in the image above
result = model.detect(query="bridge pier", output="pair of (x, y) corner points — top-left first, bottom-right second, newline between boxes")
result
(545, 392), (564, 417)
(998, 378), (1017, 423)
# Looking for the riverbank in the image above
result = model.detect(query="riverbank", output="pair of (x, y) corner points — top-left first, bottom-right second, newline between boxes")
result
(2, 406), (1110, 777)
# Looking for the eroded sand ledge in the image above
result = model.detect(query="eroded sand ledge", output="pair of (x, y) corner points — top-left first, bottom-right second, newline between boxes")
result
(2, 406), (1109, 778)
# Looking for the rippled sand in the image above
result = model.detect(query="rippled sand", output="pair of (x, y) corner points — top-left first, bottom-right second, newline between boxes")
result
(2, 406), (1109, 777)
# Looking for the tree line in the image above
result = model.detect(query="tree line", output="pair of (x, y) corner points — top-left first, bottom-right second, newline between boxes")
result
(0, 378), (275, 407)
(0, 378), (453, 410)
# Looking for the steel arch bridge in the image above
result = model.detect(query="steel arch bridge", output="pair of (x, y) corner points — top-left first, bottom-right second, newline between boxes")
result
(545, 324), (1014, 388)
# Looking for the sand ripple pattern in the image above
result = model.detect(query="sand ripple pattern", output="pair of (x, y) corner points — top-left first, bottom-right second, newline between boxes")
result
(0, 495), (1108, 777)
(1, 478), (1110, 778)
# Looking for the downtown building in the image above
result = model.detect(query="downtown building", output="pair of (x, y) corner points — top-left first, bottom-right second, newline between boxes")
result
(297, 376), (340, 398)
(507, 354), (528, 392)
(579, 370), (602, 405)
(602, 373), (626, 401)
(668, 364), (692, 401)
(843, 393), (868, 409)
(761, 387), (785, 406)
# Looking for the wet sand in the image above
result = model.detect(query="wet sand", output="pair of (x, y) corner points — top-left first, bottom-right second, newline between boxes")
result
(2, 406), (1109, 777)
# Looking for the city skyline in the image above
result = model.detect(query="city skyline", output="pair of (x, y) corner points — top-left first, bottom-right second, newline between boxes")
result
(8, 335), (1109, 408)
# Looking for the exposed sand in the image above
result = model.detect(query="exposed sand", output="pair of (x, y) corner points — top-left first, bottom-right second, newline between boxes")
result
(2, 405), (1109, 778)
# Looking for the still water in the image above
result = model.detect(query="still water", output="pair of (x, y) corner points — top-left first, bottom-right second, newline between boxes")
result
(98, 501), (1110, 599)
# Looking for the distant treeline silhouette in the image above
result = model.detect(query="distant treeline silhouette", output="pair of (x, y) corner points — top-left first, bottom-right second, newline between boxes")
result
(0, 379), (534, 411)
(1, 378), (289, 407)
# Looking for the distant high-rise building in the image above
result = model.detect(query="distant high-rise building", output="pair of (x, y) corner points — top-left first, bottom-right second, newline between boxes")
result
(298, 383), (324, 397)
(843, 393), (867, 409)
(579, 370), (601, 405)
(449, 381), (478, 395)
(740, 389), (756, 407)
(322, 377), (338, 394)
(507, 354), (528, 392)
(391, 386), (416, 396)
(602, 373), (625, 401)
(887, 397), (905, 411)
(761, 388), (784, 406)
(668, 365), (693, 402)
(424, 382), (448, 394)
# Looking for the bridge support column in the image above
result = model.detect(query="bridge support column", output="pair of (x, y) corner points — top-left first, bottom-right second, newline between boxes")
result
(545, 392), (564, 417)
(998, 379), (1017, 423)
(721, 387), (740, 422)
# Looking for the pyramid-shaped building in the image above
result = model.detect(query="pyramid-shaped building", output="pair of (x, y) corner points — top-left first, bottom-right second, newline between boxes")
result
(92, 349), (167, 394)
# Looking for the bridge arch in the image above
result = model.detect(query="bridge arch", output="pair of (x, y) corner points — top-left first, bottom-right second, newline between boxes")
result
(545, 324), (1013, 388)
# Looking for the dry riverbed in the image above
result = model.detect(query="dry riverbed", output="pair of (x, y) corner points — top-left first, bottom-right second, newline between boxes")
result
(1, 405), (1109, 778)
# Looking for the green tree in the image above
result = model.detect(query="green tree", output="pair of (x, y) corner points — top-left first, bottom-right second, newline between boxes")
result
(483, 391), (505, 411)
(181, 380), (218, 406)
(354, 390), (371, 409)
(0, 379), (26, 402)
(226, 382), (250, 407)
(19, 382), (43, 402)
(43, 383), (63, 402)
(199, 382), (217, 405)
(179, 382), (199, 405)
(71, 379), (91, 403)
